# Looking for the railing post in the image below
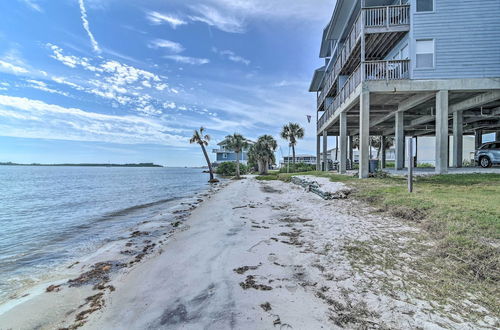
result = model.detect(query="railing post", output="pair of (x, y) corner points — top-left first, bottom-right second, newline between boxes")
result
(386, 6), (390, 27)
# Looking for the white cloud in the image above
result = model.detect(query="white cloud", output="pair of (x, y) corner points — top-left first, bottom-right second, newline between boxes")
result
(163, 102), (176, 109)
(26, 79), (69, 96)
(52, 76), (85, 91)
(48, 44), (102, 71)
(213, 48), (250, 65)
(78, 0), (101, 54)
(0, 60), (29, 74)
(21, 0), (42, 12)
(149, 39), (184, 53)
(146, 11), (187, 28)
(165, 55), (209, 65)
(205, 0), (333, 23)
(46, 45), (176, 116)
(155, 83), (168, 91)
(0, 95), (187, 146)
(188, 5), (245, 33)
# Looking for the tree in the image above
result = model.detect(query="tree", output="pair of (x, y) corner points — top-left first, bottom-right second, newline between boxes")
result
(248, 135), (278, 174)
(189, 127), (218, 183)
(352, 136), (395, 160)
(280, 123), (305, 164)
(223, 133), (249, 179)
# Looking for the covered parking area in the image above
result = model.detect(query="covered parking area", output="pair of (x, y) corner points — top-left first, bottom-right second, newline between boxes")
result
(317, 78), (500, 177)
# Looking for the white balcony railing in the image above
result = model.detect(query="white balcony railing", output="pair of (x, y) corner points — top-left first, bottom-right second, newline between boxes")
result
(364, 5), (410, 28)
(317, 60), (410, 131)
(365, 59), (410, 80)
(317, 4), (410, 109)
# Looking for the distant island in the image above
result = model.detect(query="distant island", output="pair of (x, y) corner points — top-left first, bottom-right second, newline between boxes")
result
(0, 162), (163, 167)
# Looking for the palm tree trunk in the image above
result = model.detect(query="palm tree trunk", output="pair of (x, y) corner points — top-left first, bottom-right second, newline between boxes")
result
(335, 136), (338, 161)
(292, 145), (296, 164)
(200, 143), (215, 181)
(262, 160), (268, 175)
(236, 151), (240, 179)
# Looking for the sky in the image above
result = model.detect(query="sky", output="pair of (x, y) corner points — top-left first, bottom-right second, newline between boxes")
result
(0, 0), (335, 166)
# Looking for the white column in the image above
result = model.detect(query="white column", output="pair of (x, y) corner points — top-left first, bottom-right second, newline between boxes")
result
(316, 134), (321, 170)
(395, 112), (405, 170)
(339, 112), (348, 174)
(436, 90), (449, 174)
(323, 130), (328, 171)
(452, 111), (463, 168)
(359, 90), (370, 178)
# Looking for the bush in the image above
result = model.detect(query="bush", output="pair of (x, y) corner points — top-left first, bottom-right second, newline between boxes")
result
(279, 162), (316, 173)
(215, 162), (249, 176)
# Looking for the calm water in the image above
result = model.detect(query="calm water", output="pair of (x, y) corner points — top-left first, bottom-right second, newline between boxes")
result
(0, 166), (211, 302)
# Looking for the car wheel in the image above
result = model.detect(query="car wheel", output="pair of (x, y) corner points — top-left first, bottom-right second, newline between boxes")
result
(479, 156), (492, 168)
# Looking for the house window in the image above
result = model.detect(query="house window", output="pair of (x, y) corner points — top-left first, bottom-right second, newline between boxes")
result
(223, 153), (227, 159)
(415, 39), (434, 68)
(416, 0), (433, 12)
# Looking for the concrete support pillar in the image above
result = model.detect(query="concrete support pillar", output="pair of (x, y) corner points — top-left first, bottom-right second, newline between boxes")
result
(452, 111), (463, 168)
(359, 90), (370, 178)
(339, 112), (348, 174)
(496, 131), (500, 141)
(395, 112), (405, 170)
(348, 136), (354, 169)
(322, 130), (328, 172)
(316, 134), (321, 171)
(435, 90), (449, 174)
(475, 129), (483, 149)
(380, 136), (386, 168)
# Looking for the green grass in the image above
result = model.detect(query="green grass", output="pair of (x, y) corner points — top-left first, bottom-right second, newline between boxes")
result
(260, 171), (500, 319)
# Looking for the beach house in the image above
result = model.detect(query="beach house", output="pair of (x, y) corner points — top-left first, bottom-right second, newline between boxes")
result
(309, 0), (500, 178)
(212, 139), (255, 166)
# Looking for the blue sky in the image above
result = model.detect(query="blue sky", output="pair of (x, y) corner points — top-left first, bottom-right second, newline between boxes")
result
(0, 0), (334, 166)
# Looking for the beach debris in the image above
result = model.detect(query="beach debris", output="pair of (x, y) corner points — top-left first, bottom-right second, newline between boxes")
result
(279, 216), (312, 224)
(46, 284), (61, 292)
(260, 185), (282, 194)
(291, 176), (350, 200)
(239, 275), (272, 291)
(233, 263), (261, 275)
(67, 261), (80, 269)
(68, 261), (125, 288)
(130, 231), (149, 238)
(172, 221), (182, 227)
(260, 302), (272, 311)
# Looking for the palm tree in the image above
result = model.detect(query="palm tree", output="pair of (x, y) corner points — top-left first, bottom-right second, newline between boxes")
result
(352, 136), (394, 160)
(248, 135), (277, 174)
(280, 122), (304, 164)
(189, 127), (218, 183)
(224, 133), (249, 179)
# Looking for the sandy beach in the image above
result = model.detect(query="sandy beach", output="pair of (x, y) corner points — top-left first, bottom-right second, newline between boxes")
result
(0, 176), (494, 329)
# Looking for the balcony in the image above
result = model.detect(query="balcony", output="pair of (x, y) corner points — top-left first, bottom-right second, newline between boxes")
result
(317, 59), (410, 132)
(317, 4), (410, 110)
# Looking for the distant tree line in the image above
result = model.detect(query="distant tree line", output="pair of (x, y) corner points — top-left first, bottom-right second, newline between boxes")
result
(0, 162), (163, 167)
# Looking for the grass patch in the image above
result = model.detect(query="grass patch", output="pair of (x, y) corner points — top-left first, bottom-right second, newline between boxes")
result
(300, 172), (500, 322)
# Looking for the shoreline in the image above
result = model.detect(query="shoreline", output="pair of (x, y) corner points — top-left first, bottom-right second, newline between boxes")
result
(0, 176), (496, 329)
(0, 180), (227, 322)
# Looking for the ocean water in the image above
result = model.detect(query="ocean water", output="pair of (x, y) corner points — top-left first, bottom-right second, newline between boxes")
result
(0, 166), (212, 303)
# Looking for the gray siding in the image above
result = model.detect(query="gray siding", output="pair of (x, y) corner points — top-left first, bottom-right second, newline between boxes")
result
(411, 0), (500, 79)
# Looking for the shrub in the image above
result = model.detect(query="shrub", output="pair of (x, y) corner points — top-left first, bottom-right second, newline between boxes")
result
(215, 162), (249, 176)
(279, 162), (316, 173)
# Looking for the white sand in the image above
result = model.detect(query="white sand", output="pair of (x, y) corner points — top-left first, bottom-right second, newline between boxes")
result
(0, 177), (493, 329)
